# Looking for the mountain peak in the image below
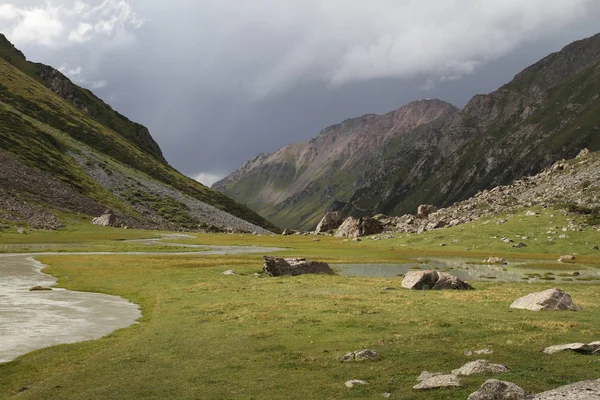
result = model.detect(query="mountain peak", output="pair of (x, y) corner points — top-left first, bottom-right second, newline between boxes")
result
(0, 33), (26, 64)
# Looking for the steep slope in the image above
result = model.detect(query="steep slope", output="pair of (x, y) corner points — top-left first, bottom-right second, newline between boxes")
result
(0, 35), (279, 233)
(214, 99), (459, 229)
(216, 32), (600, 231)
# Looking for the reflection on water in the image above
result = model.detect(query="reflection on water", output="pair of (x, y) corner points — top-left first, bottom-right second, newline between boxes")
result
(335, 258), (600, 283)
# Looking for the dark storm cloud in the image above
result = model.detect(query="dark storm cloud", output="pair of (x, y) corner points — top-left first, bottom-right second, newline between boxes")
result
(2, 1), (600, 186)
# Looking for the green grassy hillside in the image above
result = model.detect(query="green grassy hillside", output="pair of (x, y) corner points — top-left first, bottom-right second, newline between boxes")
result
(0, 36), (279, 233)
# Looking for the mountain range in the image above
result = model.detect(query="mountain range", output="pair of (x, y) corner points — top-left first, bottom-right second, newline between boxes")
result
(0, 34), (279, 233)
(214, 33), (600, 231)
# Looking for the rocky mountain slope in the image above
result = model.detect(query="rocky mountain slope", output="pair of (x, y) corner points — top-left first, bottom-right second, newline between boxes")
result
(0, 34), (278, 233)
(215, 32), (600, 231)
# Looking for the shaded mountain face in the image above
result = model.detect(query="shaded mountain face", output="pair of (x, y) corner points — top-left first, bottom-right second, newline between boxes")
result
(215, 32), (600, 231)
(0, 35), (279, 233)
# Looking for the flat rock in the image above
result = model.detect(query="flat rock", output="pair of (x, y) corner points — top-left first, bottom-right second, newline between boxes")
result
(558, 255), (576, 263)
(528, 379), (600, 399)
(417, 371), (443, 382)
(543, 341), (600, 355)
(452, 359), (510, 376)
(465, 349), (494, 356)
(345, 380), (368, 388)
(468, 379), (526, 400)
(342, 349), (377, 362)
(263, 256), (335, 277)
(485, 257), (508, 265)
(222, 270), (236, 275)
(401, 270), (472, 290)
(413, 374), (461, 390)
(510, 288), (582, 312)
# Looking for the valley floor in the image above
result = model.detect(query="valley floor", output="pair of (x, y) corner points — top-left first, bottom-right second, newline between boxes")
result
(0, 208), (599, 399)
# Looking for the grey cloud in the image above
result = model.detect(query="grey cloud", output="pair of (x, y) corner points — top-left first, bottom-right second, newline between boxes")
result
(2, 0), (600, 183)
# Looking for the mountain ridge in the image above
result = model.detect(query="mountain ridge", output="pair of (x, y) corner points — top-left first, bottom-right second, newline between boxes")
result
(215, 32), (600, 230)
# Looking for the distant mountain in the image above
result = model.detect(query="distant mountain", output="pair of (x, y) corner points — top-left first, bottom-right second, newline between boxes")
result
(0, 34), (279, 233)
(214, 32), (600, 230)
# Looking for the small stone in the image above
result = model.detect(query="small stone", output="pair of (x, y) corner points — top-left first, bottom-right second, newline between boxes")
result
(557, 255), (576, 263)
(382, 393), (392, 398)
(417, 371), (443, 382)
(512, 242), (527, 248)
(440, 243), (447, 247)
(381, 287), (397, 291)
(343, 349), (377, 361)
(222, 270), (236, 275)
(484, 257), (507, 265)
(465, 349), (494, 356)
(312, 238), (320, 241)
(501, 237), (514, 243)
(345, 380), (368, 388)
(467, 379), (526, 400)
(452, 359), (510, 376)
(29, 286), (52, 291)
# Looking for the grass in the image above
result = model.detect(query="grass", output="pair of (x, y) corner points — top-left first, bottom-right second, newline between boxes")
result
(1, 209), (600, 399)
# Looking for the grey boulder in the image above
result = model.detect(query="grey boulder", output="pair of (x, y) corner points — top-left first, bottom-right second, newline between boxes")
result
(468, 379), (526, 400)
(413, 374), (461, 390)
(401, 270), (472, 290)
(527, 379), (600, 399)
(452, 359), (510, 376)
(510, 288), (582, 311)
(543, 341), (600, 355)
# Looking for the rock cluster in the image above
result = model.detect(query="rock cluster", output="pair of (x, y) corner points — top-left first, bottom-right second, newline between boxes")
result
(401, 270), (472, 290)
(510, 288), (582, 312)
(263, 256), (335, 277)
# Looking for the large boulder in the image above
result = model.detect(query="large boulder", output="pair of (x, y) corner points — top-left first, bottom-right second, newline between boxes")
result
(510, 288), (582, 312)
(263, 256), (335, 277)
(467, 379), (526, 400)
(402, 270), (472, 290)
(92, 210), (117, 227)
(315, 212), (345, 233)
(334, 217), (383, 238)
(528, 379), (600, 399)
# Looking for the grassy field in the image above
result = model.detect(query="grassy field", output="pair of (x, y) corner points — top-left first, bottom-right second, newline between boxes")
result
(0, 208), (599, 399)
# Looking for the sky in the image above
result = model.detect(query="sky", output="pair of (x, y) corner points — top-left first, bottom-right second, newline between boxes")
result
(1, 1), (600, 187)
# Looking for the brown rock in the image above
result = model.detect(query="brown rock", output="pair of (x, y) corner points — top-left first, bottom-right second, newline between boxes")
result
(263, 256), (335, 277)
(417, 204), (437, 219)
(401, 270), (472, 290)
(334, 217), (383, 238)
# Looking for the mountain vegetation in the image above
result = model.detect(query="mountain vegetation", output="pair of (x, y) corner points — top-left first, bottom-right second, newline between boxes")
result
(0, 34), (279, 233)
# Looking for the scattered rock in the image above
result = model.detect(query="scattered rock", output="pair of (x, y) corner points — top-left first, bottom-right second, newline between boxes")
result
(263, 256), (335, 277)
(16, 227), (27, 234)
(29, 286), (52, 291)
(413, 374), (461, 390)
(312, 238), (320, 242)
(343, 349), (377, 362)
(92, 210), (117, 227)
(381, 393), (392, 398)
(467, 379), (526, 400)
(512, 242), (527, 248)
(222, 270), (236, 275)
(465, 349), (494, 356)
(452, 359), (510, 376)
(593, 245), (599, 250)
(345, 380), (368, 388)
(510, 288), (582, 312)
(543, 341), (600, 355)
(525, 211), (539, 216)
(401, 270), (472, 290)
(417, 204), (437, 219)
(484, 257), (507, 265)
(557, 255), (576, 263)
(352, 238), (362, 242)
(440, 243), (447, 247)
(417, 371), (443, 382)
(528, 379), (600, 399)
(501, 237), (514, 243)
(315, 211), (345, 234)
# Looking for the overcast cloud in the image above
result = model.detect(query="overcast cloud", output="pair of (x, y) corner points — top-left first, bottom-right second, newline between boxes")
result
(1, 1), (600, 185)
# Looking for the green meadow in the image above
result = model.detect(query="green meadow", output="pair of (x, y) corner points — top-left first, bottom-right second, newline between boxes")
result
(1, 208), (599, 399)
